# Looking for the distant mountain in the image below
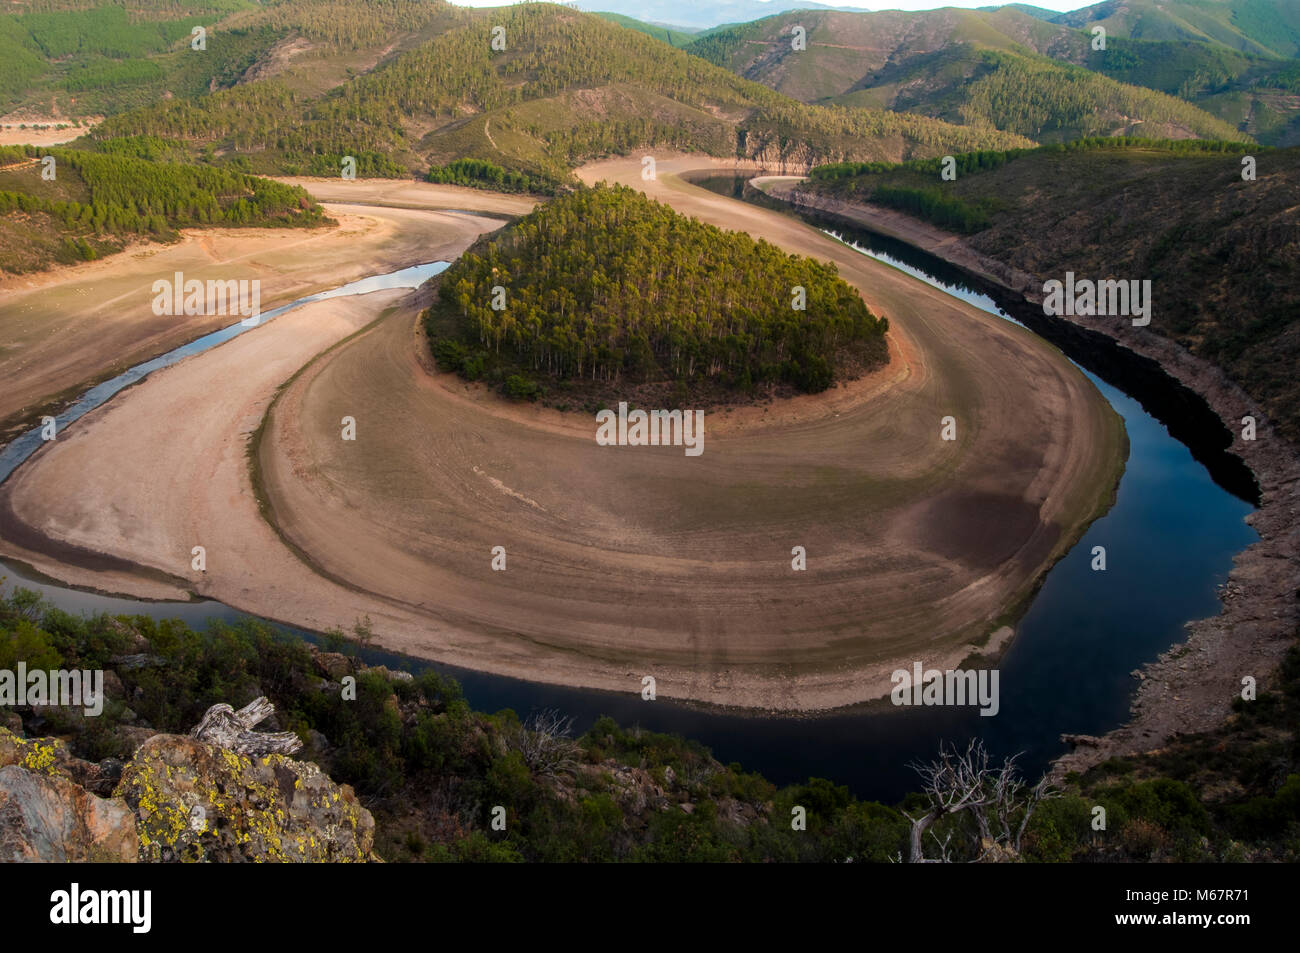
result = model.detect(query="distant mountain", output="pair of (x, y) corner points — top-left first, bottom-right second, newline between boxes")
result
(689, 7), (1251, 142)
(1054, 0), (1300, 59)
(567, 0), (852, 32)
(593, 11), (699, 47)
(979, 4), (1064, 21)
(86, 3), (1030, 186)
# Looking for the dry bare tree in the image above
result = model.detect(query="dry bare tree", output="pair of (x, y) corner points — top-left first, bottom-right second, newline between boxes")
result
(903, 739), (1057, 863)
(508, 709), (580, 779)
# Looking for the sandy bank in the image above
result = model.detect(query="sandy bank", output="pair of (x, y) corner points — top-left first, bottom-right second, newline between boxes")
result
(757, 176), (1299, 763)
(0, 187), (530, 439)
(1, 163), (1124, 711)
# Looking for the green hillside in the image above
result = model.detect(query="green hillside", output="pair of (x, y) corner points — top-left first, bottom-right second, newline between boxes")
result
(0, 143), (328, 273)
(85, 3), (1031, 185)
(0, 0), (272, 114)
(804, 140), (1300, 443)
(594, 11), (698, 48)
(5, 1), (1297, 147)
(1080, 36), (1300, 145)
(687, 8), (1252, 143)
(0, 0), (473, 116)
(1054, 0), (1300, 59)
(12, 587), (1300, 863)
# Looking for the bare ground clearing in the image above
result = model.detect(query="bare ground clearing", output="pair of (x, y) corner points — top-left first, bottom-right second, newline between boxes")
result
(273, 177), (541, 216)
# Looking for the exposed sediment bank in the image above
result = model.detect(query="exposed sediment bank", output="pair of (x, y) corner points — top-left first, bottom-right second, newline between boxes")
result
(0, 166), (1123, 712)
(755, 177), (1298, 772)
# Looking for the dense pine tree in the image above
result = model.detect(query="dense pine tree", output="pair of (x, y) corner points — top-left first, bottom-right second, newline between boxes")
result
(428, 185), (888, 397)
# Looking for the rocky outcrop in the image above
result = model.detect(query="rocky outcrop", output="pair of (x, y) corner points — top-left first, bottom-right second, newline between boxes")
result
(0, 727), (123, 795)
(0, 729), (138, 862)
(311, 648), (356, 681)
(0, 698), (380, 863)
(116, 734), (377, 863)
(0, 765), (138, 862)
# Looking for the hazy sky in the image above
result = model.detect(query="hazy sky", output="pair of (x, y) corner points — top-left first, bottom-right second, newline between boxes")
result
(449, 1), (1087, 11)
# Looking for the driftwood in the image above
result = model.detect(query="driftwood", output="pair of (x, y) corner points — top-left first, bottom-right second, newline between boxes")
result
(190, 697), (303, 756)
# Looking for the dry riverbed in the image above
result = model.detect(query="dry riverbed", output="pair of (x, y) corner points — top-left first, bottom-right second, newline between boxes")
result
(0, 166), (1124, 711)
(0, 191), (534, 438)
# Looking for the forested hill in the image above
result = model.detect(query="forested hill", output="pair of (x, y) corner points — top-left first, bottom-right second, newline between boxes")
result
(0, 0), (474, 116)
(686, 7), (1254, 143)
(425, 184), (888, 406)
(803, 140), (1300, 444)
(0, 144), (328, 273)
(1053, 0), (1300, 59)
(72, 2), (1029, 187)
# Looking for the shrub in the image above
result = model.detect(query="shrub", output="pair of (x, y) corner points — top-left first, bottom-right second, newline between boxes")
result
(503, 374), (541, 401)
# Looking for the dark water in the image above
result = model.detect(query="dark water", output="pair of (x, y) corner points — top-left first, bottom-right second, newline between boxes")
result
(0, 196), (1259, 803)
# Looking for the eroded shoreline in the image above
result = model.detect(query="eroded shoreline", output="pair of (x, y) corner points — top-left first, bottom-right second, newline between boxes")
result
(753, 177), (1298, 768)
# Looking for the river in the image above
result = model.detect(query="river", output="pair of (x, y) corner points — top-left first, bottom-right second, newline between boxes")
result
(0, 193), (1258, 803)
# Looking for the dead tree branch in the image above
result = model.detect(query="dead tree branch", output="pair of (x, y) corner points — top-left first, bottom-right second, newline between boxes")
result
(190, 696), (303, 756)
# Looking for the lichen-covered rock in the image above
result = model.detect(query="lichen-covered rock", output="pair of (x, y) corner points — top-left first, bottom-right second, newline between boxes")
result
(0, 727), (117, 795)
(0, 728), (67, 776)
(115, 735), (379, 862)
(0, 765), (138, 862)
(311, 649), (354, 681)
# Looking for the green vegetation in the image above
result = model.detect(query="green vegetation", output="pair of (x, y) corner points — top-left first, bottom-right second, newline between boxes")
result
(3, 582), (1296, 861)
(956, 49), (1247, 141)
(687, 8), (1251, 143)
(1061, 635), (1300, 862)
(804, 140), (1300, 444)
(242, 0), (460, 50)
(0, 584), (912, 862)
(867, 185), (992, 234)
(1054, 0), (1300, 59)
(82, 4), (1029, 183)
(0, 0), (271, 113)
(427, 158), (556, 195)
(14, 3), (217, 60)
(810, 136), (1256, 186)
(426, 185), (888, 402)
(0, 144), (328, 273)
(594, 12), (697, 49)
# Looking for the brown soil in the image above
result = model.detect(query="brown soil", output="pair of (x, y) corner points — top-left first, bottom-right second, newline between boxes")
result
(0, 197), (533, 440)
(0, 164), (1124, 711)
